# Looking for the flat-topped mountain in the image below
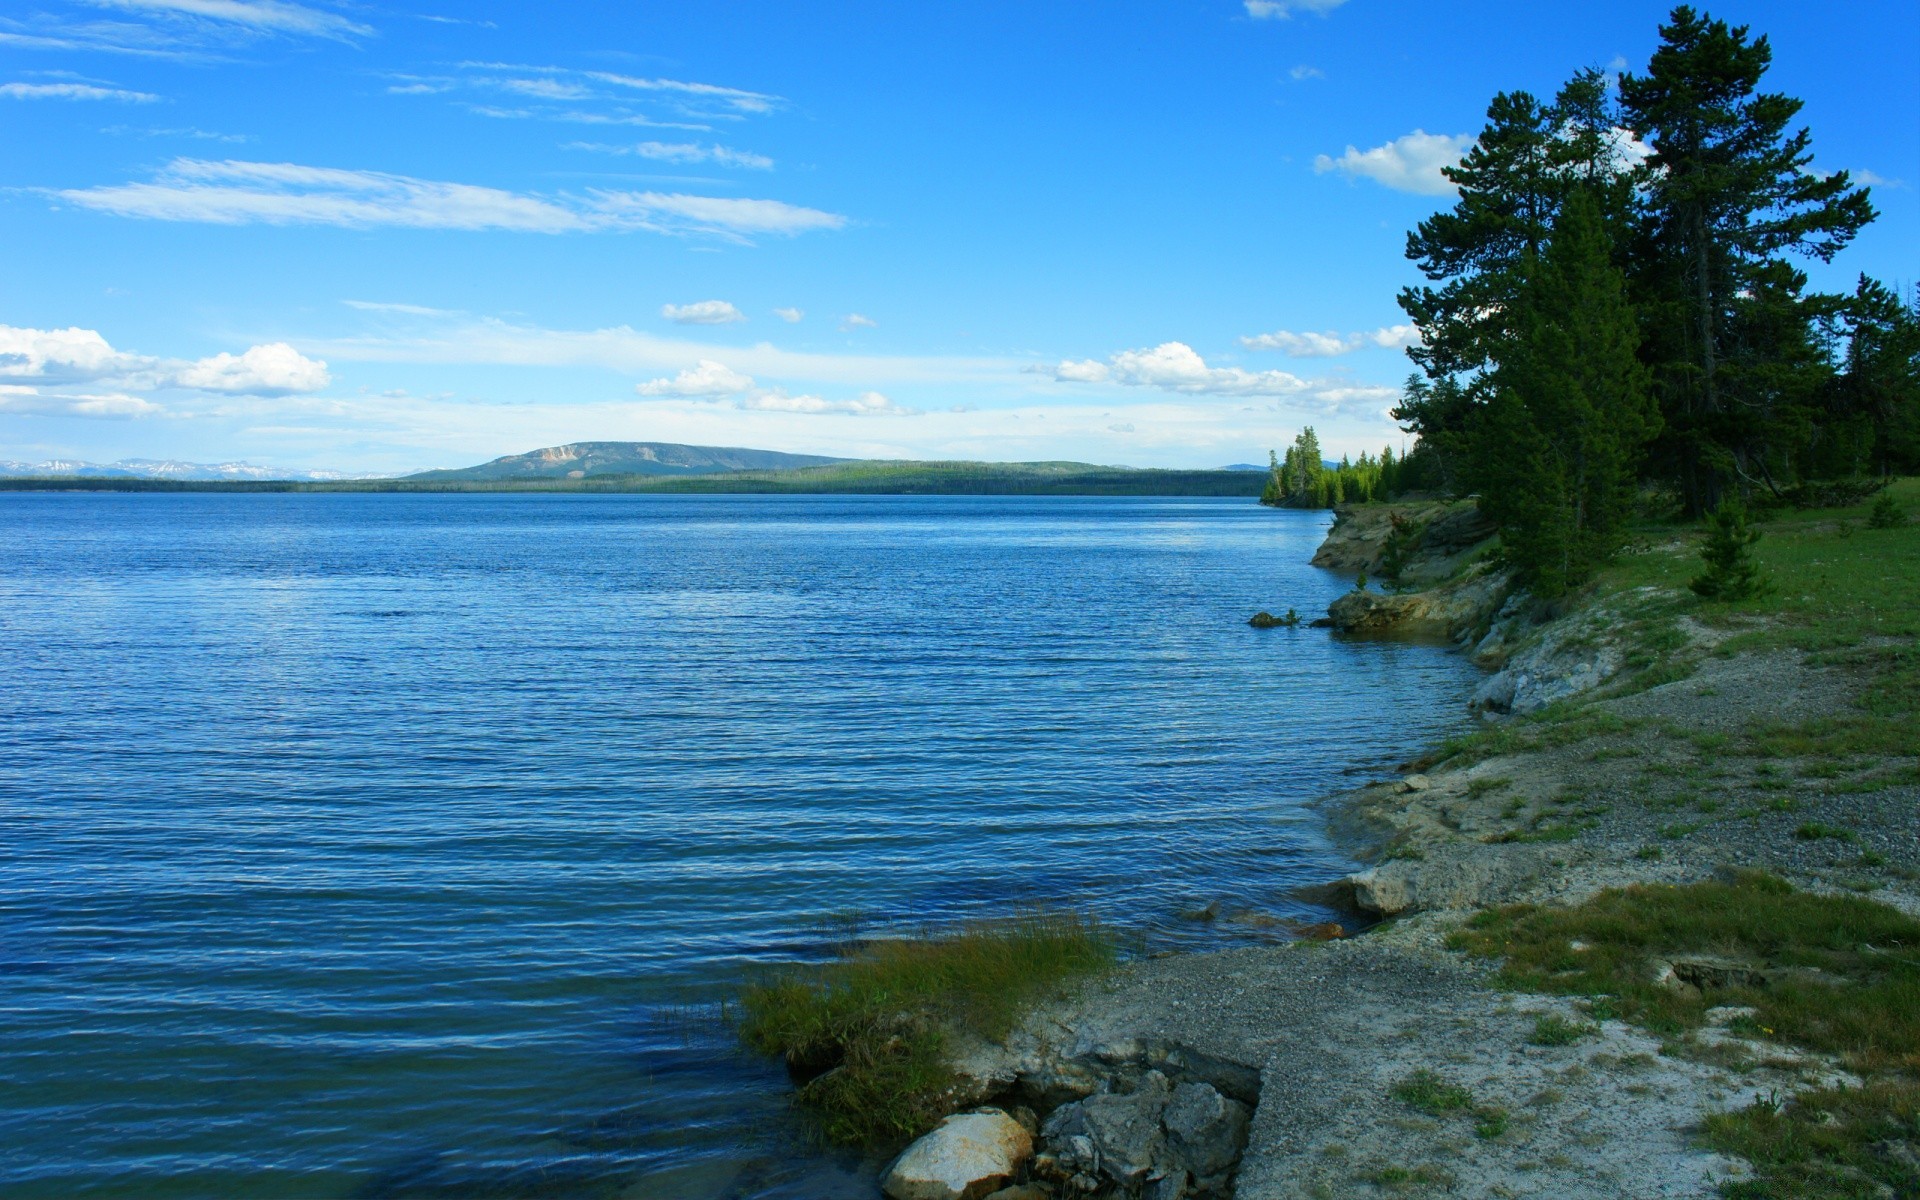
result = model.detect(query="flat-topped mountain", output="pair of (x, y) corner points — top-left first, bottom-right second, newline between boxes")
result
(406, 441), (849, 482)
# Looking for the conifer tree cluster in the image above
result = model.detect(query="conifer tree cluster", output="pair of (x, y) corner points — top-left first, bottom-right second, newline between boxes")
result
(1380, 5), (1916, 592)
(1259, 427), (1405, 509)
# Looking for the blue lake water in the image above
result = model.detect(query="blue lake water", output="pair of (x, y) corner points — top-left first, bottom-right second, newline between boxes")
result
(0, 493), (1482, 1198)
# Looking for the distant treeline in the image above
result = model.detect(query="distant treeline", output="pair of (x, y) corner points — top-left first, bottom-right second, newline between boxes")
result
(1266, 7), (1918, 599)
(0, 461), (1264, 498)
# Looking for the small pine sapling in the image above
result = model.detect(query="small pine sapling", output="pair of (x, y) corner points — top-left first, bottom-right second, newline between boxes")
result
(1690, 498), (1772, 601)
(1867, 491), (1904, 530)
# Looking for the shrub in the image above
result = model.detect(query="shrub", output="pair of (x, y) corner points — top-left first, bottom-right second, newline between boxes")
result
(1868, 491), (1905, 530)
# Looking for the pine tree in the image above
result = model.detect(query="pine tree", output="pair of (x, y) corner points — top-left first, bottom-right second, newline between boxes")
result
(1399, 70), (1635, 390)
(1620, 6), (1876, 512)
(1260, 449), (1284, 507)
(1690, 498), (1771, 600)
(1471, 190), (1658, 597)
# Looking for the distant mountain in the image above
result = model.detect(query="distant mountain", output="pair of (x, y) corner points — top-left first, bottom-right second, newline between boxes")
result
(1218, 463), (1267, 472)
(408, 441), (850, 481)
(0, 457), (383, 481)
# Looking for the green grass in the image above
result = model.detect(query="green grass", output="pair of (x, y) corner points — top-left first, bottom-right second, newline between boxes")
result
(1391, 1069), (1475, 1115)
(736, 911), (1114, 1145)
(1706, 1082), (1920, 1199)
(1528, 1014), (1598, 1046)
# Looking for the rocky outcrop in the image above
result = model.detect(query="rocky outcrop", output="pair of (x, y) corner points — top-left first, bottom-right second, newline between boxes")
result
(1035, 1070), (1249, 1199)
(1325, 563), (1512, 641)
(1311, 501), (1497, 587)
(937, 1036), (1261, 1199)
(1465, 589), (1645, 714)
(883, 1110), (1035, 1200)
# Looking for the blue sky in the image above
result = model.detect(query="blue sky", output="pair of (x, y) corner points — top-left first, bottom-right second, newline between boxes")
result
(2, 0), (1914, 473)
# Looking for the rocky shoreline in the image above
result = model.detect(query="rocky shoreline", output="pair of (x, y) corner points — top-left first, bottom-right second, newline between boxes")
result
(872, 501), (1920, 1200)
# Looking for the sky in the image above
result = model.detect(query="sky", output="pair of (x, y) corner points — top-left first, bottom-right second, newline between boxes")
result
(2, 0), (1915, 474)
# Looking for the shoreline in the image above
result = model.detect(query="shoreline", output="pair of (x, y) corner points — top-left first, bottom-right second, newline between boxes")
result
(874, 492), (1920, 1199)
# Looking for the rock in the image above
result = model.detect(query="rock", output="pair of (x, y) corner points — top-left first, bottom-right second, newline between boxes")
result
(1346, 866), (1414, 916)
(1144, 1171), (1189, 1200)
(1040, 1071), (1173, 1189)
(983, 1187), (1052, 1200)
(883, 1110), (1035, 1200)
(1293, 921), (1346, 941)
(1652, 958), (1770, 994)
(1400, 774), (1432, 793)
(1344, 850), (1545, 917)
(1162, 1082), (1250, 1179)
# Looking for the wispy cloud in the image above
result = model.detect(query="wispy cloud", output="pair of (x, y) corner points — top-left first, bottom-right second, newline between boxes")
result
(1239, 324), (1419, 356)
(840, 313), (877, 331)
(0, 384), (162, 418)
(1314, 130), (1474, 196)
(55, 158), (848, 239)
(739, 389), (915, 416)
(89, 0), (371, 40)
(773, 307), (804, 323)
(566, 140), (773, 169)
(1245, 0), (1348, 19)
(585, 71), (779, 115)
(1, 80), (159, 100)
(1288, 65), (1325, 81)
(661, 300), (746, 325)
(397, 63), (781, 129)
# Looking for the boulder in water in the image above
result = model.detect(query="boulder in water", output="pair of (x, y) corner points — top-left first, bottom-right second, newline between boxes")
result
(882, 1109), (1034, 1200)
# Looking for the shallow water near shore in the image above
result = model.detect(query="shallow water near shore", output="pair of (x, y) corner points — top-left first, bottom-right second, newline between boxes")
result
(0, 493), (1482, 1198)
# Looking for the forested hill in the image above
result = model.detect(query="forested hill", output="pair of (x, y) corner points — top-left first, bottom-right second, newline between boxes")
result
(405, 441), (848, 480)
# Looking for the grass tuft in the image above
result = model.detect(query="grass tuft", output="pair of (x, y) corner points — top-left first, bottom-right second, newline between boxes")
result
(736, 910), (1113, 1145)
(1391, 1068), (1475, 1115)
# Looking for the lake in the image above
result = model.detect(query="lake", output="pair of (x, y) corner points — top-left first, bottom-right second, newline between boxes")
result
(0, 493), (1482, 1198)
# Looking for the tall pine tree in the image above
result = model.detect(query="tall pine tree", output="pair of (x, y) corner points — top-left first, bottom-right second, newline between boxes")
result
(1471, 190), (1658, 597)
(1619, 6), (1875, 512)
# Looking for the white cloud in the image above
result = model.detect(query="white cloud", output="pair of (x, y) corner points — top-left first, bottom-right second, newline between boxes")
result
(0, 324), (329, 395)
(585, 71), (778, 115)
(1055, 342), (1309, 397)
(0, 325), (142, 383)
(635, 359), (755, 396)
(661, 300), (746, 325)
(91, 0), (371, 39)
(1246, 0), (1348, 18)
(172, 342), (330, 394)
(1853, 169), (1904, 188)
(570, 140), (773, 169)
(1314, 130), (1474, 196)
(738, 389), (914, 416)
(55, 158), (848, 239)
(0, 385), (162, 418)
(1239, 324), (1420, 356)
(1289, 66), (1325, 81)
(841, 313), (877, 331)
(1108, 422), (1135, 433)
(773, 307), (804, 323)
(1, 81), (159, 101)
(596, 191), (844, 236)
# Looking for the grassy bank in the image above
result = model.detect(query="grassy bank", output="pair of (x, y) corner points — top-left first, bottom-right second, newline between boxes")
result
(736, 911), (1113, 1145)
(1454, 872), (1920, 1199)
(1416, 480), (1920, 1197)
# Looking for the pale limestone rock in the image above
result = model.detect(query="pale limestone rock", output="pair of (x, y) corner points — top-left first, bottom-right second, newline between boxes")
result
(883, 1110), (1034, 1200)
